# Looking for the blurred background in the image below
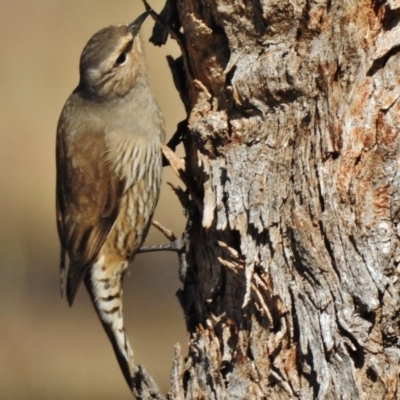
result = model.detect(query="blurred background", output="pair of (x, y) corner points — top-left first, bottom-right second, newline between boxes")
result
(0, 1), (187, 399)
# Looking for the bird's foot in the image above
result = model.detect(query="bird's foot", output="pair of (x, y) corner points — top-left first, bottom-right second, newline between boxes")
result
(138, 219), (191, 282)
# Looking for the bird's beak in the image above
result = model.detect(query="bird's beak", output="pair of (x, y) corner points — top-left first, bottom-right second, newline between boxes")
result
(128, 10), (150, 36)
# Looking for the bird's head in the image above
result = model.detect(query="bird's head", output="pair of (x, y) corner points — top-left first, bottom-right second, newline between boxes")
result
(78, 11), (150, 99)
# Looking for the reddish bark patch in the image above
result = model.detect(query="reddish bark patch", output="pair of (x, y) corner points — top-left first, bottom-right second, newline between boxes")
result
(377, 110), (399, 147)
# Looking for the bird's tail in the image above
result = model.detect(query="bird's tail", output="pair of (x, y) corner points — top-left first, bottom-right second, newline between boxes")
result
(84, 259), (134, 390)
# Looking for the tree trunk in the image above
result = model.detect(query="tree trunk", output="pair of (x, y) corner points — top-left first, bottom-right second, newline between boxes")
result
(135, 1), (400, 399)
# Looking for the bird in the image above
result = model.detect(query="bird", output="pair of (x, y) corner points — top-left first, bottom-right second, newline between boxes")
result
(55, 10), (165, 389)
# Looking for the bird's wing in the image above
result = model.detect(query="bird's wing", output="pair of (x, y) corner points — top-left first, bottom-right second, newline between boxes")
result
(56, 121), (124, 306)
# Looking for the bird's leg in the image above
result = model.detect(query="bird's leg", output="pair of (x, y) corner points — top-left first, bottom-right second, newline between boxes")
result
(138, 235), (190, 283)
(138, 220), (183, 253)
(138, 210), (193, 283)
(137, 242), (181, 253)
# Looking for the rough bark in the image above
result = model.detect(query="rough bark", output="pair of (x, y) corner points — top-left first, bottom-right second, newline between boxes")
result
(136, 1), (400, 399)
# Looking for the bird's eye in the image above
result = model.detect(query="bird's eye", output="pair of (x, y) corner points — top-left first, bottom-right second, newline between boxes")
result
(115, 52), (128, 67)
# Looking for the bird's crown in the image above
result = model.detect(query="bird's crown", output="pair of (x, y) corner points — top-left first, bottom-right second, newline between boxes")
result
(78, 11), (150, 99)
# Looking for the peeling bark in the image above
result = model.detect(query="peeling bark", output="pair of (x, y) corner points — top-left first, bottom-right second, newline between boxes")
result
(140, 1), (400, 399)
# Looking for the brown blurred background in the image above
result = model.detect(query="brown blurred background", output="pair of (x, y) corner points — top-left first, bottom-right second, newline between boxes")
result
(0, 1), (187, 399)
